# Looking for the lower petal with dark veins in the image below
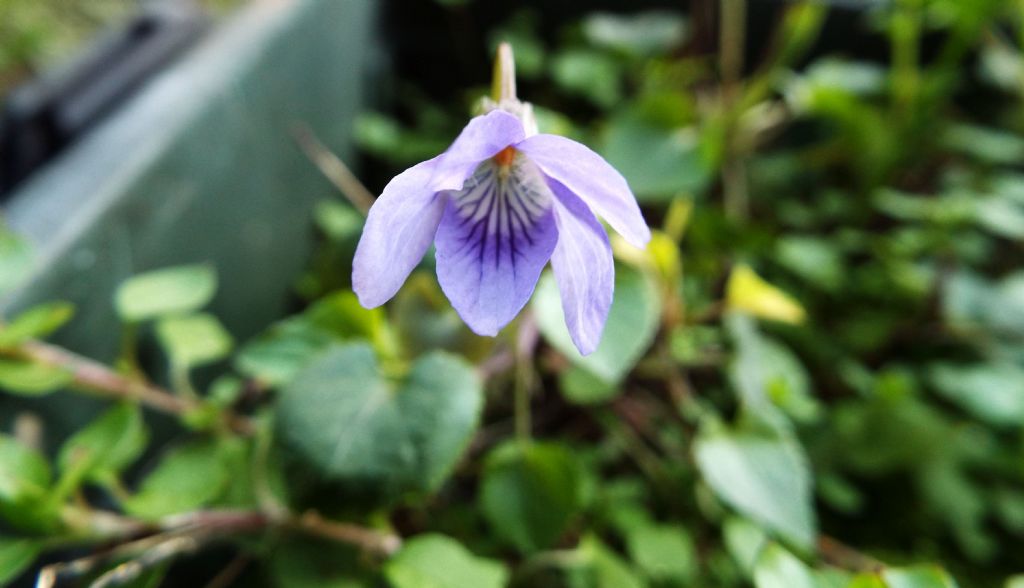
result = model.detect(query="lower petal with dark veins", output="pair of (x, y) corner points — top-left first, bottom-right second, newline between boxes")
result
(434, 157), (558, 336)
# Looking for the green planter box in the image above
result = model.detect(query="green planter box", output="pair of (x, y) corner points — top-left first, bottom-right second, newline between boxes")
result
(1, 0), (376, 434)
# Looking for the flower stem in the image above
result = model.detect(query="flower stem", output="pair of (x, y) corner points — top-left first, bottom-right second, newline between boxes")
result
(491, 41), (516, 102)
(514, 359), (531, 443)
(513, 313), (539, 443)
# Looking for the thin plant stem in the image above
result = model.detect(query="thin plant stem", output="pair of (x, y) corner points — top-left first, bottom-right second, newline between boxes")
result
(37, 507), (400, 587)
(513, 312), (539, 443)
(719, 0), (749, 223)
(514, 358), (532, 443)
(291, 123), (376, 216)
(9, 339), (255, 435)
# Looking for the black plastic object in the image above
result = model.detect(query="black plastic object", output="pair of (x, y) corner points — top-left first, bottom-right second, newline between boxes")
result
(0, 2), (207, 198)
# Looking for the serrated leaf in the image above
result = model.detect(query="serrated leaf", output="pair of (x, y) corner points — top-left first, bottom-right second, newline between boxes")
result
(385, 534), (508, 588)
(115, 264), (217, 322)
(695, 427), (816, 550)
(533, 266), (661, 384)
(480, 441), (586, 554)
(276, 344), (482, 496)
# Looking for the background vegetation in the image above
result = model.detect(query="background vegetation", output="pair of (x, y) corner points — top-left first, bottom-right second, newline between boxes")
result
(2, 0), (1024, 587)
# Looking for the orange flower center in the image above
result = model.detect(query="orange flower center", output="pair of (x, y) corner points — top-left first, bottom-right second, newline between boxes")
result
(493, 146), (516, 167)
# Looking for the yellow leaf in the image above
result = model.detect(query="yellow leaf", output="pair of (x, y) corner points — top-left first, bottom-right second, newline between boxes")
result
(726, 265), (806, 324)
(612, 231), (681, 282)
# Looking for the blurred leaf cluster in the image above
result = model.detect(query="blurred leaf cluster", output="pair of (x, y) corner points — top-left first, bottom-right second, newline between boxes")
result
(3, 0), (1024, 587)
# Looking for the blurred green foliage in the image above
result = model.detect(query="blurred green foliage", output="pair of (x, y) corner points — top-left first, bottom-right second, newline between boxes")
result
(0, 0), (243, 96)
(3, 0), (1024, 587)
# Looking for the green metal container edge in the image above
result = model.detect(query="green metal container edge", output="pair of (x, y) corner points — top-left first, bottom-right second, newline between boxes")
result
(0, 0), (377, 434)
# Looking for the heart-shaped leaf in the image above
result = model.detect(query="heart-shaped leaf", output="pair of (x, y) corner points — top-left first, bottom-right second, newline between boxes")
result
(276, 344), (482, 496)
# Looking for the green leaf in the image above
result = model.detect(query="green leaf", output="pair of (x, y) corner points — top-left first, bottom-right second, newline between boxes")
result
(576, 535), (646, 588)
(625, 523), (696, 583)
(314, 200), (363, 242)
(0, 539), (42, 585)
(801, 58), (886, 96)
(927, 363), (1024, 426)
(848, 574), (888, 588)
(695, 426), (816, 550)
(235, 318), (336, 387)
(155, 313), (233, 370)
(0, 435), (56, 530)
(276, 344), (482, 495)
(724, 517), (769, 574)
(975, 196), (1024, 240)
(269, 539), (368, 588)
(385, 534), (508, 588)
(559, 366), (620, 405)
(882, 566), (959, 588)
(479, 441), (586, 554)
(237, 292), (391, 388)
(669, 325), (723, 365)
(533, 266), (661, 384)
(582, 11), (687, 57)
(942, 124), (1024, 166)
(114, 264), (217, 322)
(354, 113), (450, 167)
(58, 403), (147, 484)
(0, 359), (73, 396)
(0, 302), (75, 348)
(302, 291), (386, 342)
(728, 314), (818, 424)
(601, 114), (710, 202)
(753, 543), (816, 588)
(124, 439), (231, 519)
(551, 49), (622, 108)
(775, 236), (844, 292)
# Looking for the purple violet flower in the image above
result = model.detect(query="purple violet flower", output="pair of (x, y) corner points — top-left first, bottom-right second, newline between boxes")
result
(353, 44), (650, 355)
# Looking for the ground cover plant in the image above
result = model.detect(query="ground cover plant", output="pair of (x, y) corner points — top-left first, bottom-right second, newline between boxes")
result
(1, 0), (1024, 586)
